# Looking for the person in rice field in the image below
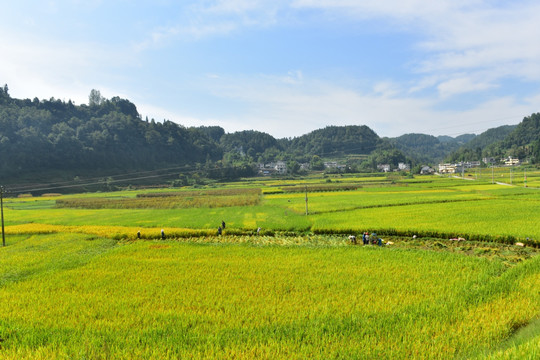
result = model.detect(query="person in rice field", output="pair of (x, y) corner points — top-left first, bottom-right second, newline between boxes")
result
(221, 220), (226, 229)
(217, 226), (222, 236)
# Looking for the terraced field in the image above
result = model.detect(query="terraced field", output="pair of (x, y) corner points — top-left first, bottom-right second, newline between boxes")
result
(0, 172), (538, 359)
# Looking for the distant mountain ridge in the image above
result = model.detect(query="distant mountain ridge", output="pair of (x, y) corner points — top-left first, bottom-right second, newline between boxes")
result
(388, 133), (476, 164)
(446, 115), (539, 163)
(0, 85), (538, 186)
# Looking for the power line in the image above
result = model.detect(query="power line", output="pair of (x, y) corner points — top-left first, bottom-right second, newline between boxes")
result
(7, 166), (204, 194)
(9, 165), (195, 192)
(1, 185), (5, 246)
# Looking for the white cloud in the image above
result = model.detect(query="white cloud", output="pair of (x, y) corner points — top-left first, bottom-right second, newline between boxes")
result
(132, 1), (540, 100)
(437, 76), (496, 98)
(293, 1), (540, 96)
(0, 17), (139, 104)
(2, 1), (539, 141)
(183, 71), (534, 138)
(373, 81), (401, 98)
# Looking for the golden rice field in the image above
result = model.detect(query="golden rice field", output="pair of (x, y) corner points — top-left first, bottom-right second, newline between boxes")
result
(0, 171), (539, 359)
(0, 233), (539, 359)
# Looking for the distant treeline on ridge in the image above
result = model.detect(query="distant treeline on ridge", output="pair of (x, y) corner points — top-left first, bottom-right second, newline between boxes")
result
(0, 85), (538, 186)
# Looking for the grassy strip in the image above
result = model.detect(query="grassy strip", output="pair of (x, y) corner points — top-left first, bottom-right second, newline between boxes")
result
(5, 223), (538, 247)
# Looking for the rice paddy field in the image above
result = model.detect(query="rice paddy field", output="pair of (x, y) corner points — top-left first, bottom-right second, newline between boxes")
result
(0, 170), (539, 359)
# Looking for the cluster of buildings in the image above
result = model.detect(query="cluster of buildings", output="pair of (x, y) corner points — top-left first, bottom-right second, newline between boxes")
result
(256, 156), (522, 176)
(257, 160), (347, 176)
(257, 161), (289, 176)
(438, 157), (521, 174)
(323, 161), (348, 171)
(438, 161), (481, 174)
(376, 162), (411, 173)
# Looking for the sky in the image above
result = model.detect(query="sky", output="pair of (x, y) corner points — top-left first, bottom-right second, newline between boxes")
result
(1, 1), (540, 139)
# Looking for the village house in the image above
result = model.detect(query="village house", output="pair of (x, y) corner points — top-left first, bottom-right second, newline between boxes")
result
(504, 156), (520, 166)
(483, 157), (496, 165)
(438, 163), (463, 174)
(398, 162), (410, 171)
(324, 161), (338, 169)
(377, 164), (390, 172)
(299, 163), (310, 171)
(439, 161), (481, 174)
(324, 161), (347, 171)
(257, 161), (288, 176)
(275, 161), (287, 174)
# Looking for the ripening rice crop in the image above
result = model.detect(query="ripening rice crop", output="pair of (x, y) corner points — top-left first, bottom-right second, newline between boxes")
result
(55, 188), (262, 209)
(0, 234), (538, 359)
(310, 197), (540, 245)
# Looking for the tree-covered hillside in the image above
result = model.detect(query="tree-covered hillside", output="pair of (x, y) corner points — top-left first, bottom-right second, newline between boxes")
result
(490, 113), (540, 162)
(389, 133), (475, 164)
(446, 125), (516, 162)
(1, 84), (537, 188)
(220, 130), (282, 161)
(0, 87), (222, 181)
(283, 125), (383, 160)
(447, 114), (539, 163)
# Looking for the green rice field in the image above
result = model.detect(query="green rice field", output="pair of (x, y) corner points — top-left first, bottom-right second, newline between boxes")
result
(0, 171), (539, 359)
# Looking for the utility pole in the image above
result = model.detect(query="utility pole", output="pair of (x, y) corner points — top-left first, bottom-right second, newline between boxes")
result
(510, 167), (513, 185)
(1, 186), (5, 247)
(524, 168), (527, 188)
(305, 185), (308, 216)
(491, 164), (494, 184)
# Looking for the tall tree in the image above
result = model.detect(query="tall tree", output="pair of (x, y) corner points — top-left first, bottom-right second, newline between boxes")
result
(88, 89), (104, 106)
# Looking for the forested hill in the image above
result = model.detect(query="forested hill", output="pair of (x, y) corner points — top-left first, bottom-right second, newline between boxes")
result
(494, 113), (540, 155)
(447, 114), (539, 162)
(1, 85), (538, 187)
(283, 125), (384, 160)
(445, 125), (516, 162)
(0, 87), (222, 181)
(0, 88), (392, 185)
(388, 133), (475, 164)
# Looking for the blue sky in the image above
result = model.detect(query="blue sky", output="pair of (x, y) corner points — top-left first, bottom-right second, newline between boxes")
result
(2, 1), (540, 138)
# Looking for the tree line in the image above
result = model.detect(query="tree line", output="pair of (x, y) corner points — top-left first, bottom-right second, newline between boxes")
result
(0, 87), (221, 181)
(1, 85), (537, 188)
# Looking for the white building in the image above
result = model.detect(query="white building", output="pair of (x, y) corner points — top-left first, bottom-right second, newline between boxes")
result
(275, 161), (287, 174)
(398, 162), (410, 171)
(504, 157), (520, 166)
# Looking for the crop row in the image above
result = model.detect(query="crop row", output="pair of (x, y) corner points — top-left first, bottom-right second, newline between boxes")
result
(136, 187), (261, 198)
(55, 192), (261, 209)
(4, 221), (537, 248)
